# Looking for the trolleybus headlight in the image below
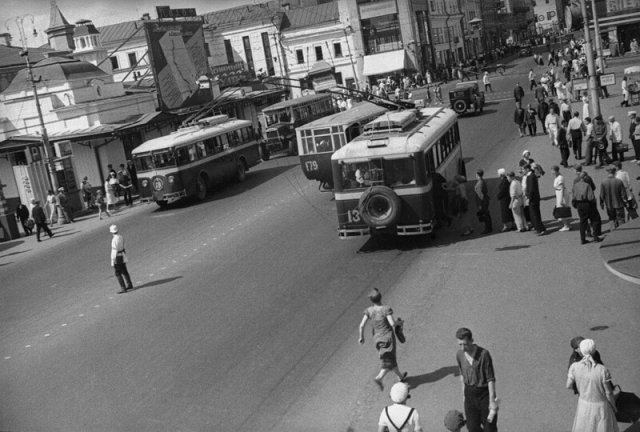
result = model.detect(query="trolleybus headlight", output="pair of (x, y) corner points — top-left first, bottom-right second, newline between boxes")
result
(141, 179), (149, 188)
(168, 175), (175, 184)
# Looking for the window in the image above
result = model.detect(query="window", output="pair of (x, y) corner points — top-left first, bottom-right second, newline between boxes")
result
(335, 72), (343, 85)
(430, 0), (436, 12)
(128, 52), (137, 68)
(261, 32), (275, 76)
(296, 49), (304, 64)
(243, 36), (255, 78)
(110, 56), (119, 70)
(334, 42), (343, 58)
(361, 14), (402, 55)
(224, 39), (234, 64)
(315, 46), (323, 61)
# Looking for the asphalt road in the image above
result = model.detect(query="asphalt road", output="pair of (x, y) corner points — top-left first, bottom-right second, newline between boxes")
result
(2, 55), (639, 432)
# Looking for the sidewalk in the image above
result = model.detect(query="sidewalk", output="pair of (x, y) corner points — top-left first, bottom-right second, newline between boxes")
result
(600, 217), (640, 285)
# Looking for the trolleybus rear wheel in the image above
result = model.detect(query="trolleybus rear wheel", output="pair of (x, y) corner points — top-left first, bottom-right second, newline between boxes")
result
(196, 175), (208, 201)
(156, 200), (168, 209)
(236, 161), (247, 183)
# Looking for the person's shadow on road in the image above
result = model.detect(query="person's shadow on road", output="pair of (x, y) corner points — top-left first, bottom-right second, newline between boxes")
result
(405, 365), (460, 390)
(128, 276), (183, 292)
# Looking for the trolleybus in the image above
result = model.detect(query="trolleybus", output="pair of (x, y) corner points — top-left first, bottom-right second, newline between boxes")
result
(331, 107), (465, 238)
(295, 101), (388, 189)
(132, 114), (261, 207)
(259, 93), (336, 159)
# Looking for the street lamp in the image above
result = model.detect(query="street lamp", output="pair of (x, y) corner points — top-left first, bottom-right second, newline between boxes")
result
(6, 15), (58, 191)
(343, 25), (360, 91)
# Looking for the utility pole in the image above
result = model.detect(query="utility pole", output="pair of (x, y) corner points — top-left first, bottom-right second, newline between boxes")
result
(590, 0), (605, 71)
(579, 0), (601, 118)
(343, 26), (360, 90)
(7, 15), (58, 191)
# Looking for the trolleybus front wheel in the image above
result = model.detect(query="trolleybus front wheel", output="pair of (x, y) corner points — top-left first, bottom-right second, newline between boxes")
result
(236, 161), (247, 183)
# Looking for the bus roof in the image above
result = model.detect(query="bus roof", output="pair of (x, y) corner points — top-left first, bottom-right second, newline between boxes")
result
(296, 101), (388, 131)
(262, 93), (333, 112)
(331, 107), (457, 161)
(131, 117), (252, 155)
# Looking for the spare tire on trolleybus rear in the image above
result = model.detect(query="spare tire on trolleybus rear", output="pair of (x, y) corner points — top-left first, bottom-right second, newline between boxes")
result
(331, 107), (466, 238)
(131, 115), (262, 207)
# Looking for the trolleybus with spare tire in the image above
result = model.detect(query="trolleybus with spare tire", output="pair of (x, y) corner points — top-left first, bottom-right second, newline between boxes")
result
(295, 101), (388, 190)
(331, 107), (465, 238)
(131, 114), (261, 207)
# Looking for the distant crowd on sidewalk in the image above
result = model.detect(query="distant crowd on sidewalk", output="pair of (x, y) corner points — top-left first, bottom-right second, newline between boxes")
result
(15, 159), (139, 239)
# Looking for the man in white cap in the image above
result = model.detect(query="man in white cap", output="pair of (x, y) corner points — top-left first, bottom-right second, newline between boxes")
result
(378, 382), (422, 432)
(110, 224), (134, 294)
(608, 115), (624, 162)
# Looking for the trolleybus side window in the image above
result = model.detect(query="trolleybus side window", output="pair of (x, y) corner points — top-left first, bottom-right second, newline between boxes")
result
(204, 137), (216, 154)
(220, 134), (230, 150)
(196, 141), (207, 158)
(135, 154), (153, 171)
(425, 148), (436, 173)
(154, 150), (176, 167)
(176, 147), (190, 165)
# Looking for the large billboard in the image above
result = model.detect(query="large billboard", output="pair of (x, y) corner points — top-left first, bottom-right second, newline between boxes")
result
(144, 20), (212, 112)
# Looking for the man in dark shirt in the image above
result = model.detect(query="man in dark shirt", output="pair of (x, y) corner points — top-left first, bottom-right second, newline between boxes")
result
(474, 169), (493, 234)
(600, 166), (627, 231)
(513, 82), (525, 103)
(456, 327), (497, 432)
(524, 164), (546, 235)
(572, 172), (602, 244)
(31, 199), (54, 242)
(537, 100), (550, 134)
(15, 201), (32, 236)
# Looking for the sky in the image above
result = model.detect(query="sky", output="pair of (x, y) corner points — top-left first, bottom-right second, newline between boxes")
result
(4, 0), (256, 47)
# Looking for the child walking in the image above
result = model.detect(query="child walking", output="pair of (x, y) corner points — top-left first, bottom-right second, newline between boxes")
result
(95, 189), (110, 220)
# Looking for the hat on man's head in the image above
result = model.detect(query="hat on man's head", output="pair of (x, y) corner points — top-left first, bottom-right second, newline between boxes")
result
(570, 336), (585, 350)
(58, 187), (65, 192)
(476, 168), (484, 176)
(83, 176), (88, 181)
(444, 410), (466, 431)
(109, 224), (118, 234)
(606, 165), (617, 173)
(31, 198), (38, 204)
(629, 111), (637, 117)
(497, 168), (506, 176)
(522, 149), (530, 156)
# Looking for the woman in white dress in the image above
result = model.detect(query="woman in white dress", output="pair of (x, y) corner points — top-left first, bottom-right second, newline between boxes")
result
(552, 165), (571, 231)
(567, 339), (618, 432)
(507, 171), (527, 232)
(105, 172), (119, 214)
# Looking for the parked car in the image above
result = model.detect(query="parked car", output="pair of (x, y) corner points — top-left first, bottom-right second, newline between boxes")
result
(449, 81), (485, 114)
(519, 44), (532, 56)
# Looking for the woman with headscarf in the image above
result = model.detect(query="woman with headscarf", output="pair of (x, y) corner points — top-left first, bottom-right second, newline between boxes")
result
(566, 339), (618, 432)
(378, 382), (422, 432)
(359, 288), (407, 391)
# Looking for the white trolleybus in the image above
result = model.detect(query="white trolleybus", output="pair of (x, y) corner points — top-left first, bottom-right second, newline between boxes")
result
(132, 115), (262, 207)
(295, 101), (388, 190)
(331, 107), (465, 238)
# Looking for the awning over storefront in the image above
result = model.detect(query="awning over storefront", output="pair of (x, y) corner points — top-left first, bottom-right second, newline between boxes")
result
(362, 50), (409, 77)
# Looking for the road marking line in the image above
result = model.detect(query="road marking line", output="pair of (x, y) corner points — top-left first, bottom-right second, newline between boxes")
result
(44, 334), (50, 337)
(61, 323), (67, 327)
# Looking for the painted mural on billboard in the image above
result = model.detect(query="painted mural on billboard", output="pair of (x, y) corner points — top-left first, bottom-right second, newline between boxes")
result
(144, 20), (212, 112)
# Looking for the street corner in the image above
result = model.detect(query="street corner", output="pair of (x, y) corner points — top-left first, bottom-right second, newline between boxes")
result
(599, 216), (640, 286)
